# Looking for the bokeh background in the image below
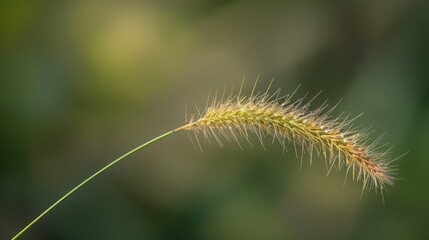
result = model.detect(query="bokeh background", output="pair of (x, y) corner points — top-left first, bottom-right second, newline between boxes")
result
(1, 1), (428, 239)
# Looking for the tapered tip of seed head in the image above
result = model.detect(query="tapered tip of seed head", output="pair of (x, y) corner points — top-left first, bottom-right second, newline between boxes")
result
(366, 159), (395, 189)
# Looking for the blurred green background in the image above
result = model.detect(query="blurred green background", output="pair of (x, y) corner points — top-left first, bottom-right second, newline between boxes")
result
(1, 0), (428, 239)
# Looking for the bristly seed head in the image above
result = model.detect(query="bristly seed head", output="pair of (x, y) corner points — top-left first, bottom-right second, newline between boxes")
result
(180, 82), (399, 200)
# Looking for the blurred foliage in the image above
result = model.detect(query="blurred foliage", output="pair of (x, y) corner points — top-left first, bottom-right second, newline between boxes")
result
(1, 0), (428, 239)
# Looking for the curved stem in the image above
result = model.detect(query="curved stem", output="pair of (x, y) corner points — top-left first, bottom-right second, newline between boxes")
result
(12, 129), (180, 239)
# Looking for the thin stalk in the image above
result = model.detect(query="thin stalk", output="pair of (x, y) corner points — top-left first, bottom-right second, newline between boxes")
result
(12, 129), (180, 240)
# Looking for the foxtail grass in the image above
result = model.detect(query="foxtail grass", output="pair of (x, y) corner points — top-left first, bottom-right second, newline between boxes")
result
(12, 80), (400, 239)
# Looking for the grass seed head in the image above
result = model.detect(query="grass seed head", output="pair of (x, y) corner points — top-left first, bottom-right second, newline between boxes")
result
(181, 82), (398, 198)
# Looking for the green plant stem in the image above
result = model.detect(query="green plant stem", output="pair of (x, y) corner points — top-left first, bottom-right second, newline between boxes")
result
(12, 129), (179, 240)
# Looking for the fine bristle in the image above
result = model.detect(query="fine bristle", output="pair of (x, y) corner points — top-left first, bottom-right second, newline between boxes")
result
(179, 82), (398, 198)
